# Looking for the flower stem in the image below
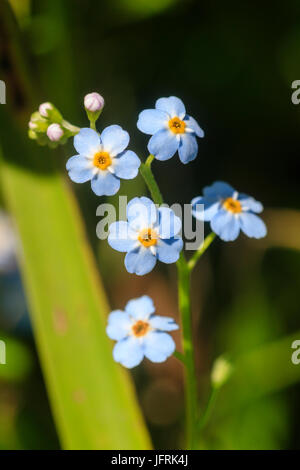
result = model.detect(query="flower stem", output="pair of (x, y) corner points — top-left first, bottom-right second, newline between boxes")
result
(188, 232), (216, 271)
(177, 253), (198, 449)
(139, 154), (164, 205)
(61, 120), (80, 135)
(139, 159), (216, 448)
(173, 350), (186, 364)
(197, 387), (218, 432)
(87, 115), (97, 131)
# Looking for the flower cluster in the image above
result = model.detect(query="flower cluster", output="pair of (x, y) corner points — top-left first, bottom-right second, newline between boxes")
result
(29, 93), (267, 369)
(28, 102), (75, 148)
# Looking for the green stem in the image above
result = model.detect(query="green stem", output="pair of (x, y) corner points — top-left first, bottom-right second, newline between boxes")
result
(139, 154), (163, 205)
(139, 158), (216, 448)
(177, 253), (198, 449)
(197, 387), (218, 432)
(61, 119), (80, 134)
(89, 119), (96, 131)
(188, 232), (216, 271)
(173, 350), (186, 364)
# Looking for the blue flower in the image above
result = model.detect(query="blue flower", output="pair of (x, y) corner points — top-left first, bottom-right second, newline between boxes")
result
(108, 197), (183, 275)
(137, 96), (204, 164)
(66, 126), (140, 196)
(106, 295), (179, 368)
(191, 181), (267, 242)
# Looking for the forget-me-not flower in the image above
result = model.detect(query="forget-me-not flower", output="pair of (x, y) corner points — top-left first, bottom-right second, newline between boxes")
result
(137, 96), (204, 164)
(106, 295), (179, 368)
(66, 126), (140, 196)
(108, 197), (183, 275)
(191, 181), (267, 242)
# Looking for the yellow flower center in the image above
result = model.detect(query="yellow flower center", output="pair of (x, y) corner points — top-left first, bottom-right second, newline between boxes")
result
(168, 116), (186, 134)
(138, 228), (158, 247)
(223, 197), (242, 214)
(93, 151), (111, 170)
(132, 320), (150, 337)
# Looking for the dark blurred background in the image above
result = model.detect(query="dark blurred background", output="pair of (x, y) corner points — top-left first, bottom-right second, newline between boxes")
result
(1, 0), (300, 449)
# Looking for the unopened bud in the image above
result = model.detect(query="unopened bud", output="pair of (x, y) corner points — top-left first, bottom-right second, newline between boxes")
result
(211, 356), (233, 389)
(39, 102), (53, 118)
(84, 92), (105, 112)
(47, 123), (63, 142)
(28, 129), (38, 140)
(28, 120), (37, 130)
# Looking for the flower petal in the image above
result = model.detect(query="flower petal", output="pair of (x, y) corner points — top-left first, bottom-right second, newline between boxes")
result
(106, 310), (132, 340)
(184, 115), (204, 138)
(239, 194), (264, 213)
(144, 331), (175, 363)
(148, 128), (179, 161)
(239, 212), (267, 239)
(91, 171), (120, 196)
(203, 181), (235, 199)
(125, 295), (155, 320)
(66, 155), (95, 183)
(211, 210), (241, 241)
(113, 337), (144, 368)
(191, 196), (220, 222)
(155, 96), (186, 119)
(178, 133), (198, 164)
(137, 109), (169, 135)
(157, 207), (182, 238)
(74, 128), (100, 155)
(125, 246), (157, 276)
(149, 315), (179, 332)
(127, 197), (158, 231)
(156, 237), (183, 264)
(100, 125), (129, 157)
(112, 150), (141, 180)
(108, 221), (137, 252)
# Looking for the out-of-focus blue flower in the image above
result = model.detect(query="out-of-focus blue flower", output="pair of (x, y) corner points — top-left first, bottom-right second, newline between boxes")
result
(191, 181), (267, 242)
(106, 295), (179, 368)
(108, 197), (183, 275)
(66, 126), (140, 196)
(137, 96), (204, 164)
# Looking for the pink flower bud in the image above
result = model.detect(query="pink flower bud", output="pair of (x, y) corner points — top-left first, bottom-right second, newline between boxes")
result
(28, 120), (37, 129)
(47, 123), (63, 142)
(84, 92), (105, 112)
(39, 102), (53, 117)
